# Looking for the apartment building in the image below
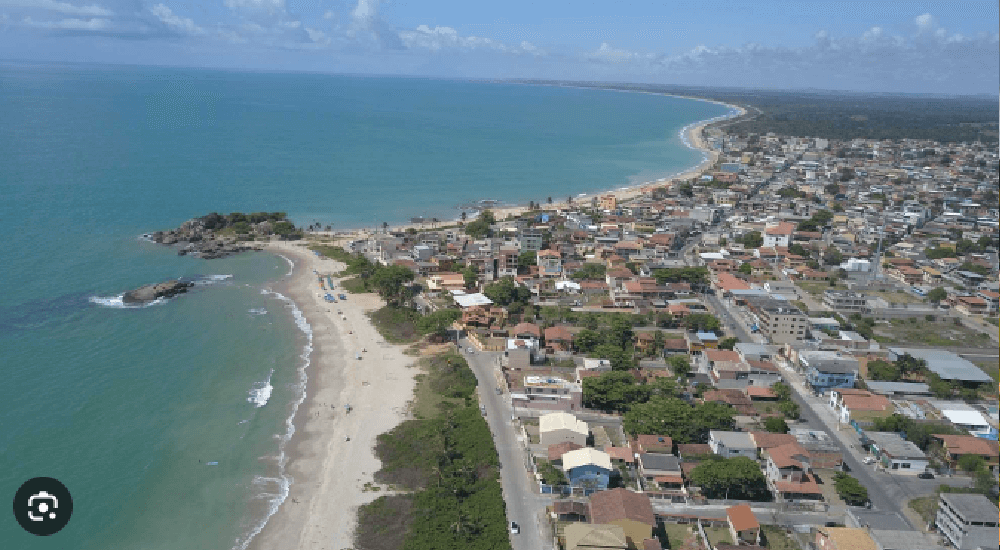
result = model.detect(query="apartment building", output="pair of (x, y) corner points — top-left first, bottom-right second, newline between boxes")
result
(745, 296), (808, 344)
(935, 493), (1000, 550)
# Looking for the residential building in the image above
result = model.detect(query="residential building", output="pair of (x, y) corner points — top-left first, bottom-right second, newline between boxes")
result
(935, 493), (1000, 550)
(588, 488), (657, 549)
(497, 246), (520, 277)
(763, 222), (795, 248)
(802, 351), (859, 392)
(539, 412), (590, 447)
(564, 523), (628, 550)
(708, 431), (757, 459)
(940, 409), (994, 438)
(726, 504), (761, 546)
(823, 290), (869, 312)
(563, 448), (613, 493)
(636, 453), (683, 492)
(538, 249), (563, 278)
(932, 434), (999, 473)
(744, 296), (808, 344)
(829, 389), (893, 426)
(519, 229), (544, 251)
(865, 432), (929, 474)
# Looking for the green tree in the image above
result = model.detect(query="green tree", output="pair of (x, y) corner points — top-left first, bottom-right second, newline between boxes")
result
(738, 262), (753, 275)
(718, 337), (739, 350)
(370, 265), (415, 306)
(667, 355), (691, 378)
(741, 231), (763, 249)
(590, 344), (635, 371)
(958, 454), (986, 473)
(689, 456), (769, 500)
(517, 250), (536, 273)
(623, 397), (734, 443)
(417, 309), (462, 339)
(606, 314), (634, 348)
(571, 263), (606, 280)
(682, 313), (721, 333)
(771, 382), (792, 401)
(461, 265), (478, 290)
(764, 417), (789, 434)
(482, 278), (529, 307)
(778, 399), (800, 420)
(867, 360), (901, 382)
(650, 331), (666, 356)
(823, 246), (843, 266)
(582, 371), (649, 413)
(833, 472), (869, 506)
(574, 329), (602, 353)
(927, 287), (947, 304)
(652, 267), (710, 287)
(463, 209), (495, 239)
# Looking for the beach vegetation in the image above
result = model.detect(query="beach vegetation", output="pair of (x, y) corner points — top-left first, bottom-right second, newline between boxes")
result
(357, 352), (509, 550)
(464, 209), (495, 239)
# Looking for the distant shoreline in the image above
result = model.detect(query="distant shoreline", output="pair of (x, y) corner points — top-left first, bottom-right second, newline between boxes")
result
(319, 84), (745, 238)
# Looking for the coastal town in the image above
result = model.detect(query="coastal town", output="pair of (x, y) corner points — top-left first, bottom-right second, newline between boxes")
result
(310, 123), (1000, 550)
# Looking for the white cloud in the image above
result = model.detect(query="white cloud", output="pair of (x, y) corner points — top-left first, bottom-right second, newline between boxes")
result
(305, 26), (327, 44)
(0, 0), (112, 17)
(150, 3), (203, 35)
(399, 24), (509, 52)
(322, 9), (333, 20)
(22, 14), (108, 29)
(915, 13), (934, 30)
(352, 0), (376, 25)
(223, 0), (283, 12)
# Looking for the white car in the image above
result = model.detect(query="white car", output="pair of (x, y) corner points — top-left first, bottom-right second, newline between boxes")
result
(863, 456), (876, 464)
(509, 521), (519, 534)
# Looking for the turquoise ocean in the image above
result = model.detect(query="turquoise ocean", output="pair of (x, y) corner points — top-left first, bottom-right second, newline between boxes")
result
(0, 63), (732, 549)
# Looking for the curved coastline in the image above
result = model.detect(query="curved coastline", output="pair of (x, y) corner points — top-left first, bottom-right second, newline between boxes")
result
(237, 88), (745, 549)
(347, 86), (745, 235)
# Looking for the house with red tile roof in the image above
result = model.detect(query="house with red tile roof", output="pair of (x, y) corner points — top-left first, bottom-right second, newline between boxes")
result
(726, 504), (761, 546)
(588, 489), (656, 549)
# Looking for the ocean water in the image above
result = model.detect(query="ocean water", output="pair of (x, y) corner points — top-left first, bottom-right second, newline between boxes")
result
(0, 62), (731, 549)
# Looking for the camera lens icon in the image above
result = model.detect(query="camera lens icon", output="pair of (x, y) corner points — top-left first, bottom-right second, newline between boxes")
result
(13, 477), (73, 536)
(28, 491), (59, 521)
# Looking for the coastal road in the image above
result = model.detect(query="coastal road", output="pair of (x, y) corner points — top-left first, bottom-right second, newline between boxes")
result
(459, 339), (554, 550)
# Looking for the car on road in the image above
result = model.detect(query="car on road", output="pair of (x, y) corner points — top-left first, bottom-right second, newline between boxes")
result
(467, 347), (474, 354)
(509, 521), (519, 534)
(918, 471), (935, 479)
(863, 456), (876, 464)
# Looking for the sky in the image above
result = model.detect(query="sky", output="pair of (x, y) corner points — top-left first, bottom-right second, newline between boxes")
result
(0, 0), (997, 94)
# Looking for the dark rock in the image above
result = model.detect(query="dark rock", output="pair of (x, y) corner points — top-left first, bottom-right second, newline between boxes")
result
(122, 280), (193, 304)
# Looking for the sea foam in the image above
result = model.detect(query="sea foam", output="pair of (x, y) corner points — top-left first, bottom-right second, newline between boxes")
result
(247, 369), (274, 408)
(88, 294), (166, 308)
(234, 286), (311, 550)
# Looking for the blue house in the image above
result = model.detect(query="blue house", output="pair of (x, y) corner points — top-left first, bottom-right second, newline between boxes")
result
(561, 448), (613, 495)
(799, 350), (858, 393)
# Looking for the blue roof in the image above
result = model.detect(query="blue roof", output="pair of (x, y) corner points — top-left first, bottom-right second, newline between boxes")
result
(696, 332), (719, 340)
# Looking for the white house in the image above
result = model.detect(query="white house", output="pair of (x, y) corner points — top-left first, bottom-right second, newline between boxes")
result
(539, 412), (589, 447)
(709, 431), (757, 459)
(941, 409), (993, 438)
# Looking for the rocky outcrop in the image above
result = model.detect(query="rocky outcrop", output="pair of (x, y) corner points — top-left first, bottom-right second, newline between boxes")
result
(122, 280), (194, 304)
(146, 213), (295, 259)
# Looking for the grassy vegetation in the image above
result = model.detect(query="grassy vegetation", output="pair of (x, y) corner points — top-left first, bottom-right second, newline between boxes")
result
(536, 459), (568, 486)
(661, 523), (702, 550)
(355, 351), (509, 550)
(908, 495), (938, 525)
(868, 290), (925, 305)
(796, 281), (845, 297)
(341, 275), (369, 294)
(761, 526), (799, 550)
(370, 306), (423, 343)
(871, 317), (994, 347)
(308, 243), (356, 264)
(704, 526), (732, 547)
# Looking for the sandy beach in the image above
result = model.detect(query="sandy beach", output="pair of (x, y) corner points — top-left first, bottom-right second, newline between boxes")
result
(247, 240), (417, 550)
(323, 101), (744, 241)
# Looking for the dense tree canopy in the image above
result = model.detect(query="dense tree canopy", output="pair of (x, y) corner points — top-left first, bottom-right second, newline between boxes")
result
(689, 457), (769, 500)
(623, 397), (735, 443)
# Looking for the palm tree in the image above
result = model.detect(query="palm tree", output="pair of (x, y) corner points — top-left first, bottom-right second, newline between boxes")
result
(381, 221), (388, 233)
(460, 211), (467, 222)
(547, 196), (552, 204)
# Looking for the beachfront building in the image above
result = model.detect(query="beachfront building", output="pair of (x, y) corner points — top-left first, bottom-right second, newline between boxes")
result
(935, 493), (1000, 550)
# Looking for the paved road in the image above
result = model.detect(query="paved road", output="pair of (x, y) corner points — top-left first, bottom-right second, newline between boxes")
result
(777, 362), (972, 528)
(460, 340), (554, 550)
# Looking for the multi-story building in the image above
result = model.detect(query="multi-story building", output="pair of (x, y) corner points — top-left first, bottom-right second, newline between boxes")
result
(519, 229), (543, 251)
(537, 249), (562, 278)
(822, 290), (869, 312)
(935, 493), (1000, 550)
(801, 351), (859, 392)
(744, 296), (808, 344)
(496, 245), (520, 278)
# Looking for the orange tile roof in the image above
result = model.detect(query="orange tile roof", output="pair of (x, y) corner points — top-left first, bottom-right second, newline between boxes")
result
(726, 504), (759, 531)
(934, 434), (999, 458)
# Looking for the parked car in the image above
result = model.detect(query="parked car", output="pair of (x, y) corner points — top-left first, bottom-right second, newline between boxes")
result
(918, 472), (935, 479)
(863, 456), (876, 464)
(509, 521), (519, 534)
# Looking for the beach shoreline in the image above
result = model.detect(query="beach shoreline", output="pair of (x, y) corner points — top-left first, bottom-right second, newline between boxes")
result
(243, 241), (417, 550)
(313, 91), (744, 239)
